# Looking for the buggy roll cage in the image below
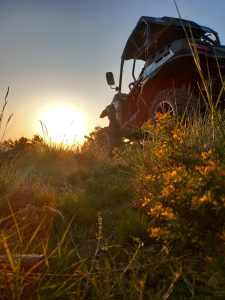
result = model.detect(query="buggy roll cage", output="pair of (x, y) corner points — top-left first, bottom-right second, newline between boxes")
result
(117, 16), (220, 92)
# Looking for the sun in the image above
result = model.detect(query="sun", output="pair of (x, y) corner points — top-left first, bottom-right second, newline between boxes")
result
(38, 104), (86, 145)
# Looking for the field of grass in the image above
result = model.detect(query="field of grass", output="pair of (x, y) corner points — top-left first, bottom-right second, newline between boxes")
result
(0, 106), (225, 299)
(1, 18), (225, 297)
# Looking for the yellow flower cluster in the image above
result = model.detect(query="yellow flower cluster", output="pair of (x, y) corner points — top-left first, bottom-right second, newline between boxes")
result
(162, 185), (175, 197)
(163, 167), (184, 184)
(221, 195), (225, 204)
(220, 230), (225, 241)
(155, 112), (172, 123)
(201, 149), (212, 160)
(149, 226), (170, 238)
(142, 112), (174, 136)
(199, 190), (212, 204)
(192, 191), (225, 209)
(134, 279), (145, 291)
(149, 203), (174, 219)
(196, 160), (225, 177)
(149, 203), (163, 217)
(145, 174), (156, 182)
(160, 167), (185, 199)
(138, 110), (225, 246)
(171, 127), (185, 144)
(149, 226), (160, 237)
(141, 196), (151, 207)
(141, 120), (155, 133)
(155, 142), (167, 158)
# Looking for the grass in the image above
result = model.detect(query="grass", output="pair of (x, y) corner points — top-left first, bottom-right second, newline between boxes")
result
(1, 8), (225, 298)
(0, 109), (225, 299)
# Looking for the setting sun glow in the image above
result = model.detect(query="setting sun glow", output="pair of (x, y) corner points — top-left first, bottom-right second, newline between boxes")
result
(38, 104), (86, 145)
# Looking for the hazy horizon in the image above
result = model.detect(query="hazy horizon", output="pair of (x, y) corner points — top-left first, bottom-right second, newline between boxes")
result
(0, 0), (225, 144)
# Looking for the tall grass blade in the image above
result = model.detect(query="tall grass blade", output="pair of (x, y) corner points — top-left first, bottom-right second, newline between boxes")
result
(1, 113), (14, 142)
(7, 199), (23, 246)
(0, 87), (9, 130)
(2, 233), (16, 273)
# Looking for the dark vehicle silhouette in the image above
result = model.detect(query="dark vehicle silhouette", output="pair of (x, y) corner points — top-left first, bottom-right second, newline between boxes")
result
(99, 16), (225, 156)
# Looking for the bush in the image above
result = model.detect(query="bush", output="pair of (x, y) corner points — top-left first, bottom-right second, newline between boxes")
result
(115, 112), (225, 250)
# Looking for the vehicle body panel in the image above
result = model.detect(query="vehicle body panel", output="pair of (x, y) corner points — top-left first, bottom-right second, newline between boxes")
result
(100, 16), (225, 139)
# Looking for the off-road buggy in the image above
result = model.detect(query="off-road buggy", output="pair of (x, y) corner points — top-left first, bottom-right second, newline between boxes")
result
(99, 16), (225, 156)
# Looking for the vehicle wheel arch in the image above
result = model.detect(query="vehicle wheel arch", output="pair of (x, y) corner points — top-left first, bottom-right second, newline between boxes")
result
(148, 85), (202, 120)
(96, 127), (119, 157)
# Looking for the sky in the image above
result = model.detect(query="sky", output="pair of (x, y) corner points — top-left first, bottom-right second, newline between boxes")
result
(0, 0), (225, 144)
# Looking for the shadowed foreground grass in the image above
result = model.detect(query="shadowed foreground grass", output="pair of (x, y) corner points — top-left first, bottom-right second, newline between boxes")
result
(0, 110), (225, 299)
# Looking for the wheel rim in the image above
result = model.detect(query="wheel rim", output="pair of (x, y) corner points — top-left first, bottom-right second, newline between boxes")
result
(98, 133), (110, 155)
(155, 100), (176, 116)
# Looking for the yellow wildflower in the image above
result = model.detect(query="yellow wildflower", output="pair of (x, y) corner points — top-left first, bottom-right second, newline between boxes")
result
(145, 174), (156, 182)
(156, 147), (165, 157)
(201, 149), (212, 160)
(199, 191), (212, 204)
(149, 204), (163, 217)
(137, 279), (145, 288)
(195, 165), (202, 172)
(220, 231), (225, 242)
(162, 184), (174, 197)
(142, 197), (151, 207)
(170, 170), (177, 178)
(191, 196), (198, 208)
(163, 170), (177, 184)
(155, 112), (171, 122)
(204, 256), (213, 263)
(161, 207), (174, 219)
(163, 167), (184, 184)
(213, 200), (218, 207)
(150, 227), (160, 237)
(171, 128), (184, 144)
(172, 132), (178, 139)
(221, 195), (225, 205)
(149, 204), (174, 220)
(205, 165), (215, 174)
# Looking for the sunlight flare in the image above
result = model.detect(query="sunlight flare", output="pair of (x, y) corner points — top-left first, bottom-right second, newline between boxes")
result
(38, 103), (87, 145)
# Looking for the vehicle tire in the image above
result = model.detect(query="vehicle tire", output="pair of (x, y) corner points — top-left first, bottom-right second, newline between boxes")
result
(96, 127), (118, 157)
(149, 87), (201, 119)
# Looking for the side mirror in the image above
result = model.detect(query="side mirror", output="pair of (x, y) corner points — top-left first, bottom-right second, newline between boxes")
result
(106, 72), (115, 86)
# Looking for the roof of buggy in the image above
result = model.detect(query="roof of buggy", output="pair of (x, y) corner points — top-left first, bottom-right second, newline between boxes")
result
(121, 16), (217, 60)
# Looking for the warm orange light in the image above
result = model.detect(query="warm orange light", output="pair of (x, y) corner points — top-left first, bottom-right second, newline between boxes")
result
(38, 104), (87, 145)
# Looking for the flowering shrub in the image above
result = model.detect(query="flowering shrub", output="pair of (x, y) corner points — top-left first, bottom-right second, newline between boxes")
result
(117, 112), (225, 249)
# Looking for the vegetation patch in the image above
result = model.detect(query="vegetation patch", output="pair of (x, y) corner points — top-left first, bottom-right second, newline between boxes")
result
(0, 109), (225, 299)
